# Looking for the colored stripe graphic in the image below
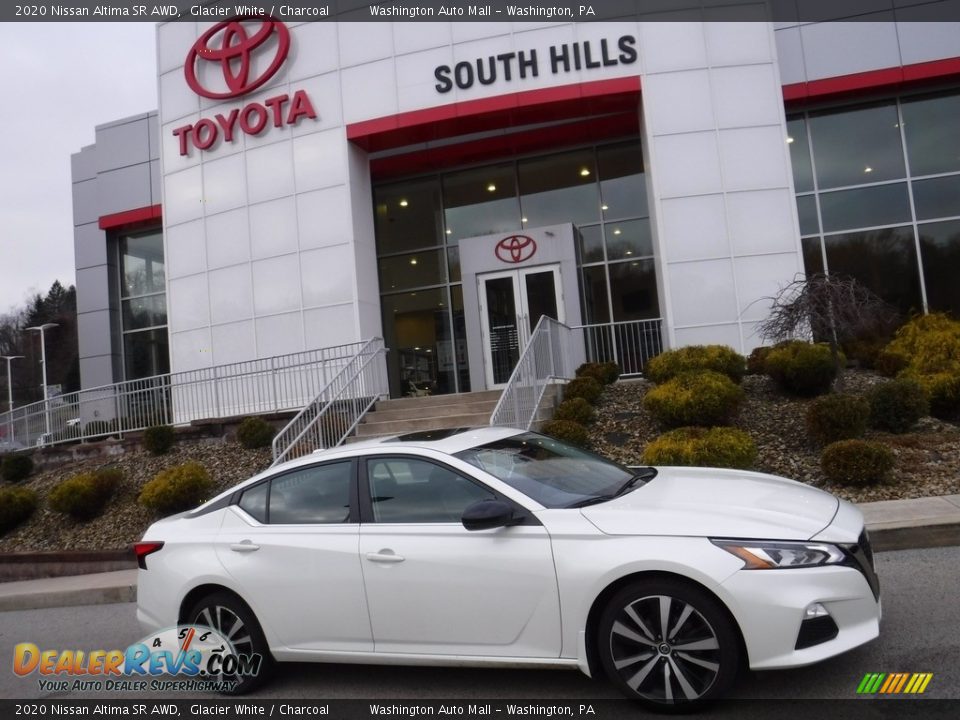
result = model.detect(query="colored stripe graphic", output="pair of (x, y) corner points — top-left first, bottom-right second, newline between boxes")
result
(857, 672), (933, 694)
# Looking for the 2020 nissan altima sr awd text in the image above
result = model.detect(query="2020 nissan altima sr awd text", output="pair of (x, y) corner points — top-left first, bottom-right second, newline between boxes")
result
(136, 427), (880, 708)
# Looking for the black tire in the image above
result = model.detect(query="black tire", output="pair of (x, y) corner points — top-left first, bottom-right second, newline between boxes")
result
(597, 578), (741, 710)
(188, 592), (273, 695)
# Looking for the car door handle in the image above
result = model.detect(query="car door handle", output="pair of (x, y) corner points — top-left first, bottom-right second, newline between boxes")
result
(230, 541), (260, 553)
(366, 550), (405, 564)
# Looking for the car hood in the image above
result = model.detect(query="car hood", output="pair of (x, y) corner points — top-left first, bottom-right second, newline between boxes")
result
(580, 466), (839, 541)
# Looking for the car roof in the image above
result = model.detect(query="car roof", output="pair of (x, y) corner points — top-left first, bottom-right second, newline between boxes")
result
(305, 425), (524, 462)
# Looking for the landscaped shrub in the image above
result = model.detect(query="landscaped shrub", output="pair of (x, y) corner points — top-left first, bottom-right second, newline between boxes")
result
(764, 341), (840, 396)
(821, 440), (894, 485)
(645, 345), (746, 385)
(236, 416), (275, 449)
(642, 427), (757, 469)
(564, 376), (603, 405)
(902, 371), (960, 420)
(598, 362), (621, 385)
(805, 394), (870, 446)
(49, 468), (123, 520)
(746, 346), (772, 375)
(868, 379), (929, 434)
(643, 370), (743, 429)
(842, 337), (888, 369)
(554, 397), (595, 425)
(541, 419), (590, 449)
(874, 349), (909, 378)
(143, 425), (176, 455)
(0, 486), (38, 535)
(139, 461), (212, 515)
(882, 315), (960, 419)
(1, 453), (33, 483)
(575, 362), (607, 385)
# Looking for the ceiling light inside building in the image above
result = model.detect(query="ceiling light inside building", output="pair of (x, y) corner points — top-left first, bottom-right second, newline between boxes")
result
(613, 228), (622, 235)
(864, 166), (873, 173)
(410, 258), (418, 265)
(580, 168), (591, 177)
(487, 183), (496, 192)
(399, 199), (409, 207)
(521, 217), (528, 223)
(786, 136), (794, 144)
(601, 204), (609, 211)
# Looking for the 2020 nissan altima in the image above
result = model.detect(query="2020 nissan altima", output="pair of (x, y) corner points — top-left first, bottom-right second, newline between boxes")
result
(136, 426), (880, 707)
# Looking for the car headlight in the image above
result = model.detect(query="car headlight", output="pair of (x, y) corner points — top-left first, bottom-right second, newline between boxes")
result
(711, 539), (847, 569)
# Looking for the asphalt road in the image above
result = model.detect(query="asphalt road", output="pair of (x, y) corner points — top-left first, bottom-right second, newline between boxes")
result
(0, 545), (957, 710)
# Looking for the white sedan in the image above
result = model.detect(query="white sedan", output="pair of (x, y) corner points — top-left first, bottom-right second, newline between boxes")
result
(136, 426), (880, 707)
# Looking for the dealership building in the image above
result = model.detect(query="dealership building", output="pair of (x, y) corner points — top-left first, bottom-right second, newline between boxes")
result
(71, 16), (960, 403)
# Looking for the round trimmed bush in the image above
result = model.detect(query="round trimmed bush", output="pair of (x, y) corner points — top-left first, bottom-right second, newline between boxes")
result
(1, 453), (34, 483)
(598, 362), (621, 385)
(821, 440), (894, 485)
(868, 379), (929, 433)
(541, 419), (590, 449)
(642, 427), (757, 469)
(645, 345), (746, 385)
(49, 468), (123, 520)
(236, 416), (275, 449)
(764, 341), (840, 396)
(885, 313), (960, 375)
(874, 349), (909, 378)
(643, 370), (743, 429)
(143, 425), (176, 455)
(805, 394), (870, 446)
(0, 486), (38, 535)
(746, 346), (772, 375)
(554, 397), (595, 425)
(902, 371), (960, 420)
(564, 376), (603, 405)
(139, 461), (213, 515)
(575, 362), (607, 384)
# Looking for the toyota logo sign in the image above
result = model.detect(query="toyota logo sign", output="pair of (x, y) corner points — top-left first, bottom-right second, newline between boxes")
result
(185, 18), (291, 100)
(495, 235), (538, 264)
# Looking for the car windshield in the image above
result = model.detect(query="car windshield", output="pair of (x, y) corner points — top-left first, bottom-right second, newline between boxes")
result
(455, 432), (642, 508)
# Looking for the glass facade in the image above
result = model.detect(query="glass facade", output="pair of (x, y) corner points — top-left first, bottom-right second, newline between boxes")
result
(789, 90), (960, 317)
(374, 139), (654, 398)
(118, 231), (169, 380)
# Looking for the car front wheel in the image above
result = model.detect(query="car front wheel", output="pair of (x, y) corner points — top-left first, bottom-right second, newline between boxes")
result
(597, 578), (741, 709)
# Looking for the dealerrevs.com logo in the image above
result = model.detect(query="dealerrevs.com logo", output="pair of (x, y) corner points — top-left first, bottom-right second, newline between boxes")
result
(13, 625), (263, 693)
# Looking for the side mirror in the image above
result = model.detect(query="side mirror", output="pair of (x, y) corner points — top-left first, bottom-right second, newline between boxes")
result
(461, 499), (515, 531)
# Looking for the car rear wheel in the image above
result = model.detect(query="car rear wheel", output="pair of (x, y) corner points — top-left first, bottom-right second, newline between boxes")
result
(188, 592), (272, 695)
(597, 578), (741, 709)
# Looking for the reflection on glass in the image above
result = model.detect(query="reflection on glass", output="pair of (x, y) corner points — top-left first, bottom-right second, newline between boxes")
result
(609, 260), (659, 321)
(519, 149), (600, 227)
(819, 183), (911, 233)
(918, 219), (960, 318)
(787, 116), (814, 193)
(447, 246), (461, 283)
(809, 103), (904, 189)
(605, 219), (653, 261)
(450, 286), (470, 393)
(374, 178), (443, 254)
(797, 195), (819, 236)
(902, 92), (960, 177)
(801, 237), (825, 276)
(482, 276), (520, 385)
(598, 142), (647, 219)
(443, 164), (521, 242)
(120, 232), (165, 297)
(581, 266), (610, 324)
(124, 329), (170, 380)
(122, 295), (167, 331)
(578, 225), (604, 264)
(824, 226), (922, 315)
(381, 289), (455, 396)
(378, 250), (446, 292)
(912, 175), (960, 221)
(524, 270), (559, 333)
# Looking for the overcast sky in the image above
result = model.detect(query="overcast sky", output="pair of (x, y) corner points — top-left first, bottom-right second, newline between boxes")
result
(0, 22), (158, 315)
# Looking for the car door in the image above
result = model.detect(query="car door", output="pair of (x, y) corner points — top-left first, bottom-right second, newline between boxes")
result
(358, 454), (561, 658)
(215, 459), (373, 653)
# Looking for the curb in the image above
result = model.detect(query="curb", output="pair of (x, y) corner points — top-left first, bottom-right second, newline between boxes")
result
(867, 521), (960, 552)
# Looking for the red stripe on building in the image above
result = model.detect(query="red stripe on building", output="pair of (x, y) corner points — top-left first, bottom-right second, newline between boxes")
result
(99, 204), (162, 230)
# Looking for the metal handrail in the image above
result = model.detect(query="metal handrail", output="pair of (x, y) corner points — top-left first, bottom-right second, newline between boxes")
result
(271, 337), (388, 466)
(572, 318), (664, 377)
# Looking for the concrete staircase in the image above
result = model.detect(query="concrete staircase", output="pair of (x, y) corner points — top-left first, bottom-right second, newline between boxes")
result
(350, 389), (503, 441)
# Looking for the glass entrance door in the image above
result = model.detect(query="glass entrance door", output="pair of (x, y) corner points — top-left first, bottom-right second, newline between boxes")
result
(477, 265), (563, 388)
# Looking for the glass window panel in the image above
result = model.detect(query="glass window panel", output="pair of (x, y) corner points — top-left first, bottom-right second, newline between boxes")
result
(381, 288), (455, 396)
(580, 265), (610, 324)
(239, 483), (268, 523)
(367, 458), (495, 523)
(447, 246), (461, 283)
(450, 285), (469, 393)
(598, 141), (648, 220)
(801, 237), (825, 276)
(519, 149), (600, 228)
(819, 183), (911, 233)
(123, 329), (170, 381)
(918, 219), (960, 318)
(378, 250), (446, 292)
(809, 103), (905, 189)
(269, 462), (352, 524)
(578, 225), (604, 264)
(787, 116), (814, 193)
(442, 163), (521, 242)
(122, 295), (167, 331)
(374, 178), (443, 254)
(913, 175), (960, 221)
(605, 219), (653, 261)
(608, 260), (660, 321)
(797, 195), (819, 236)
(824, 226), (922, 315)
(482, 275), (521, 385)
(524, 270), (559, 333)
(120, 232), (165, 297)
(902, 92), (960, 176)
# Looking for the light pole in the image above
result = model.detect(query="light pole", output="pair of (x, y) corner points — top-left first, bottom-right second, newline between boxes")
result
(27, 323), (58, 441)
(2, 355), (23, 445)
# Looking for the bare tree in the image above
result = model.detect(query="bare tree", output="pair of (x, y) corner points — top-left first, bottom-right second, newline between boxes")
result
(756, 273), (899, 384)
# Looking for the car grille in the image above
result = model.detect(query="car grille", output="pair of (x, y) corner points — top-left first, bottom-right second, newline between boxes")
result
(844, 530), (880, 602)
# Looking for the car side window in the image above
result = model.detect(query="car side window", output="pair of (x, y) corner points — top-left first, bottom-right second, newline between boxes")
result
(239, 482), (268, 523)
(269, 461), (352, 524)
(367, 457), (495, 523)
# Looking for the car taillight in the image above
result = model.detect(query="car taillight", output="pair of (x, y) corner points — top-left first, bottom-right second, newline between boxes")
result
(133, 541), (164, 570)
